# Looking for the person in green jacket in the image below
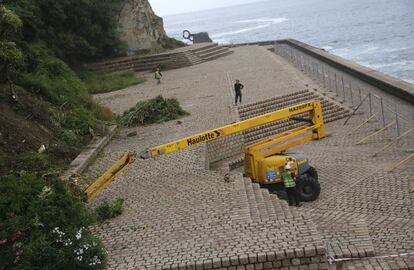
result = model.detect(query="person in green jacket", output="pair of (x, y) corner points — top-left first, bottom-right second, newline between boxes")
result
(281, 163), (301, 207)
(155, 67), (162, 84)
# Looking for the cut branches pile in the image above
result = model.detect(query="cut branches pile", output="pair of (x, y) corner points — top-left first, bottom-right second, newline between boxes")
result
(120, 95), (189, 127)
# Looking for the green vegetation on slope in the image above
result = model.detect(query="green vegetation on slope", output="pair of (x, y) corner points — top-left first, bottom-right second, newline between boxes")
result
(0, 2), (126, 269)
(162, 36), (187, 50)
(0, 173), (107, 269)
(120, 95), (189, 127)
(8, 0), (125, 64)
(79, 70), (146, 94)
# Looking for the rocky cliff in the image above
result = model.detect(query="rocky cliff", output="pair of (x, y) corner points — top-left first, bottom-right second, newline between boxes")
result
(118, 0), (169, 54)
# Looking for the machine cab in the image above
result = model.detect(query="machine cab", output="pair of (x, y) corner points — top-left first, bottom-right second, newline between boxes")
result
(246, 153), (310, 185)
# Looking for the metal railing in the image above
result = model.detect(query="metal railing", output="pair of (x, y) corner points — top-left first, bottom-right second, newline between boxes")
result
(274, 44), (414, 136)
(273, 43), (414, 171)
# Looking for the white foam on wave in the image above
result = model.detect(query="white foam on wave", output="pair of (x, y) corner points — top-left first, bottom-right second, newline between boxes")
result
(322, 46), (334, 51)
(211, 24), (271, 38)
(333, 45), (379, 58)
(234, 17), (288, 24)
(371, 60), (414, 70)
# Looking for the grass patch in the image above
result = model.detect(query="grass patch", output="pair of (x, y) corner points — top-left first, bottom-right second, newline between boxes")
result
(119, 95), (189, 127)
(79, 70), (146, 94)
(94, 198), (124, 223)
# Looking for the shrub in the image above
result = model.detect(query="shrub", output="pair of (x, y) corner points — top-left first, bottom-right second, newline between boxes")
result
(92, 103), (114, 122)
(0, 173), (106, 269)
(18, 44), (91, 107)
(13, 152), (53, 174)
(162, 37), (186, 50)
(94, 198), (124, 223)
(120, 95), (189, 127)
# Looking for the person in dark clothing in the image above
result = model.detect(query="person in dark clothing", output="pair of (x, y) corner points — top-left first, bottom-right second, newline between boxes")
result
(234, 80), (244, 105)
(281, 164), (301, 207)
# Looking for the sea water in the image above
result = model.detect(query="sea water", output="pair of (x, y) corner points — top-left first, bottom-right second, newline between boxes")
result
(164, 0), (414, 84)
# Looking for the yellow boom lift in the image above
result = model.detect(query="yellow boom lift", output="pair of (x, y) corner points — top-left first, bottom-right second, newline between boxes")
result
(140, 100), (326, 201)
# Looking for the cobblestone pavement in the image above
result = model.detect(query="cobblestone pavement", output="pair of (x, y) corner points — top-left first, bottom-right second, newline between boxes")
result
(87, 45), (414, 269)
(293, 109), (414, 268)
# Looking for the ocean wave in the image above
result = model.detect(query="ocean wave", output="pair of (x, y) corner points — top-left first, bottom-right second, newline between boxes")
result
(371, 60), (414, 70)
(234, 17), (288, 24)
(322, 46), (334, 51)
(211, 24), (271, 38)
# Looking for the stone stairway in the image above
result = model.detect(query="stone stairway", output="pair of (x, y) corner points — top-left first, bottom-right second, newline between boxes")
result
(229, 174), (378, 269)
(193, 43), (234, 61)
(182, 51), (203, 65)
(86, 43), (234, 73)
(209, 89), (350, 170)
(238, 89), (350, 145)
(237, 175), (298, 220)
(306, 210), (375, 259)
(219, 174), (328, 269)
(93, 165), (328, 269)
(86, 53), (172, 73)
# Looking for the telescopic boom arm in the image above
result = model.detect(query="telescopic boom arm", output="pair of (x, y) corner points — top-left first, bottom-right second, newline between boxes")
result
(140, 100), (325, 159)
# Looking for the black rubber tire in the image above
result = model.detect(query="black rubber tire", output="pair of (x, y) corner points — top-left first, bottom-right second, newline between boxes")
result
(306, 166), (318, 181)
(296, 175), (320, 202)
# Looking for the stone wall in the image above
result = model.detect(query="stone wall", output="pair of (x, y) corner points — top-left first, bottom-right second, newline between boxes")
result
(269, 39), (414, 137)
(275, 39), (414, 105)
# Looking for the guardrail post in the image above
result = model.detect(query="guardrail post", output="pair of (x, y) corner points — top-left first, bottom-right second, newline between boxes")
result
(335, 73), (338, 96)
(349, 81), (354, 106)
(380, 97), (386, 127)
(395, 104), (400, 137)
(368, 93), (373, 117)
(322, 65), (326, 88)
(312, 63), (316, 79)
(317, 64), (321, 82)
(341, 77), (346, 101)
(328, 71), (332, 91)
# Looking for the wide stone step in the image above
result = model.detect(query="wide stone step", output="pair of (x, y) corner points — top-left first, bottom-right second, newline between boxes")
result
(183, 51), (204, 65)
(243, 178), (297, 221)
(197, 46), (230, 59)
(89, 54), (171, 69)
(242, 106), (344, 136)
(193, 45), (223, 56)
(243, 113), (347, 145)
(239, 95), (335, 119)
(238, 92), (315, 114)
(237, 91), (350, 145)
(190, 43), (218, 53)
(307, 210), (376, 260)
(202, 50), (234, 61)
(339, 257), (414, 270)
(238, 90), (309, 111)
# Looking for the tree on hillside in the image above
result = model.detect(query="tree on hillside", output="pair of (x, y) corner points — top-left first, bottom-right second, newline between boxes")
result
(8, 0), (125, 64)
(0, 3), (24, 100)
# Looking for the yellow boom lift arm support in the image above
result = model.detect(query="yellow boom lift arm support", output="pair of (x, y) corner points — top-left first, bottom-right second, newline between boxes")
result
(140, 100), (325, 160)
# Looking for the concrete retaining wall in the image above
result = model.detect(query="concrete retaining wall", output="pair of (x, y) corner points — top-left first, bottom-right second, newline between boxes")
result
(276, 39), (414, 105)
(229, 39), (414, 106)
